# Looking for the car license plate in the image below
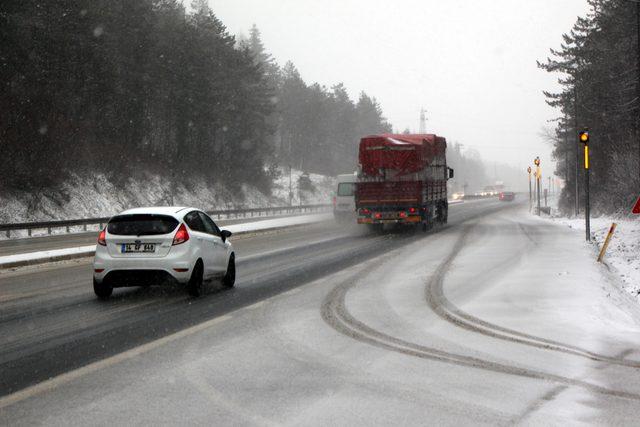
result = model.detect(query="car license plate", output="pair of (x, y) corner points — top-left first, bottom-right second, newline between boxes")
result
(121, 243), (156, 253)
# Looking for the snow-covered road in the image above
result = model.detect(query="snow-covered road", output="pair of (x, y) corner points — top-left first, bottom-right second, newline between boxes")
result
(2, 200), (640, 424)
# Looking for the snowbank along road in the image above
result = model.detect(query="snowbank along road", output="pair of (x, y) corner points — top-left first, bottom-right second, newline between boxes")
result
(1, 198), (640, 425)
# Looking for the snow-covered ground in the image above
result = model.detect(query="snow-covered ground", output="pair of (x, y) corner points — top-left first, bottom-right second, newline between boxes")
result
(270, 168), (336, 206)
(543, 195), (640, 303)
(0, 168), (336, 225)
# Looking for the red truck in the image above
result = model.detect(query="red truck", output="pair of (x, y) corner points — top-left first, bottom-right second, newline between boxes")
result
(355, 133), (453, 231)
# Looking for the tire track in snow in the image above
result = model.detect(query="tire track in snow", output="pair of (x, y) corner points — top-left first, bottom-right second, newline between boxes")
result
(320, 262), (640, 401)
(424, 220), (640, 368)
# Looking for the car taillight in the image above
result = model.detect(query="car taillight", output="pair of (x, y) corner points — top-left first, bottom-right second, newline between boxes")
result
(97, 229), (106, 246)
(172, 223), (189, 245)
(399, 211), (407, 218)
(408, 207), (417, 214)
(374, 212), (382, 219)
(360, 208), (371, 216)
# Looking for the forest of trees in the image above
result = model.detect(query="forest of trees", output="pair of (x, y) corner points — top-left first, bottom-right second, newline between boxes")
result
(539, 0), (639, 214)
(0, 1), (391, 197)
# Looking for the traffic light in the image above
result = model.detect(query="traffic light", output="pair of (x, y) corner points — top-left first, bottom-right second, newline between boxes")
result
(534, 157), (540, 167)
(579, 129), (589, 144)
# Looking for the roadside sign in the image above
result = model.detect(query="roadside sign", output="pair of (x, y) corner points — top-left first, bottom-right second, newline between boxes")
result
(633, 196), (640, 214)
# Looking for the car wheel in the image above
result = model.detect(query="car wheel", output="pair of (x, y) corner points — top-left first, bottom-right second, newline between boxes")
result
(93, 278), (113, 299)
(222, 254), (235, 288)
(187, 261), (205, 297)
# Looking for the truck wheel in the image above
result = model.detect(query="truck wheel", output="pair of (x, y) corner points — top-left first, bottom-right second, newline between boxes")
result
(438, 202), (448, 224)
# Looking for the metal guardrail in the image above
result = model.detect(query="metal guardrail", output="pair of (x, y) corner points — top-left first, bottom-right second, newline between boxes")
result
(0, 204), (331, 238)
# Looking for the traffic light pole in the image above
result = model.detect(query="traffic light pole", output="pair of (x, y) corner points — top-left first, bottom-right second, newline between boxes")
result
(533, 157), (541, 216)
(527, 168), (532, 212)
(580, 129), (590, 241)
(585, 163), (590, 241)
(537, 171), (541, 216)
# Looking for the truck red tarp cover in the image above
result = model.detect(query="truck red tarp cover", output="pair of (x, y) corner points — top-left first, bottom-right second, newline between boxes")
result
(359, 134), (446, 176)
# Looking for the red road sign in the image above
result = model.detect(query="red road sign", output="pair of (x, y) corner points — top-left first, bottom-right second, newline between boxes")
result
(633, 196), (640, 214)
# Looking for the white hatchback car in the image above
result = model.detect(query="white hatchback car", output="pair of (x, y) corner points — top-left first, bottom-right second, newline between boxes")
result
(93, 207), (235, 299)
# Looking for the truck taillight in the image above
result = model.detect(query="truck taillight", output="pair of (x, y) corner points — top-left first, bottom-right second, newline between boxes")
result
(359, 208), (371, 216)
(399, 211), (407, 218)
(408, 207), (417, 214)
(374, 213), (382, 219)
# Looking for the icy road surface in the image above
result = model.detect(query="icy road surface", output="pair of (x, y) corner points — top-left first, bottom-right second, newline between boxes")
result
(2, 199), (640, 424)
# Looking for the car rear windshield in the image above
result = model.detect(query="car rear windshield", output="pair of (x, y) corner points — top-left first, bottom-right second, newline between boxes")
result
(107, 214), (178, 236)
(337, 183), (355, 197)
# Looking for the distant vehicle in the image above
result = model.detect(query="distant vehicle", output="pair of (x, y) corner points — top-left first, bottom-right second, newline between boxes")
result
(451, 192), (464, 200)
(355, 134), (453, 231)
(93, 207), (235, 299)
(333, 173), (357, 222)
(481, 186), (497, 196)
(499, 191), (515, 202)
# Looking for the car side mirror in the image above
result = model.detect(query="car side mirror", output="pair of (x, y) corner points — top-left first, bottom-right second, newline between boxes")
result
(220, 230), (232, 242)
(448, 168), (454, 179)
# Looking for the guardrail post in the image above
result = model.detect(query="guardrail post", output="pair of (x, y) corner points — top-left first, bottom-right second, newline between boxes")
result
(99, 222), (103, 230)
(28, 228), (32, 237)
(47, 226), (51, 235)
(5, 230), (9, 238)
(66, 225), (70, 233)
(84, 224), (87, 232)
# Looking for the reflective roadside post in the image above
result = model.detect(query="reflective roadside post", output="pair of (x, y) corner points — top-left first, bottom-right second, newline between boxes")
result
(579, 129), (590, 241)
(527, 166), (532, 212)
(534, 157), (541, 215)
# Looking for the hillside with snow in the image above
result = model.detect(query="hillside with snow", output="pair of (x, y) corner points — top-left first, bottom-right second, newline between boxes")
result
(0, 168), (335, 223)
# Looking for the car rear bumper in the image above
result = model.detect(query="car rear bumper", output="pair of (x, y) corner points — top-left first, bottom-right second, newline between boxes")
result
(100, 269), (182, 288)
(94, 249), (192, 285)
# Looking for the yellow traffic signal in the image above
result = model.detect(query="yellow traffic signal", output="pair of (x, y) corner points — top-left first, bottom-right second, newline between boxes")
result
(584, 145), (589, 169)
(579, 130), (589, 144)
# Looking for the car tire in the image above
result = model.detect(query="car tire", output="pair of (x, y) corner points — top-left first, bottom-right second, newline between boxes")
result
(93, 277), (113, 299)
(187, 261), (205, 297)
(222, 254), (235, 288)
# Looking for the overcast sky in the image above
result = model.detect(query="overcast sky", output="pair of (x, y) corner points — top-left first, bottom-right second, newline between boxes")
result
(210, 0), (590, 176)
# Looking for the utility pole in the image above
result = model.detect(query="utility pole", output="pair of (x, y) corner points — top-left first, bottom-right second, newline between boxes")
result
(527, 166), (532, 211)
(580, 129), (591, 241)
(419, 108), (427, 134)
(534, 157), (541, 216)
(548, 176), (551, 196)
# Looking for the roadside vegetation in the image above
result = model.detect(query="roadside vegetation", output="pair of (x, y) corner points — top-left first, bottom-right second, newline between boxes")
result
(539, 0), (640, 214)
(1, 0), (390, 199)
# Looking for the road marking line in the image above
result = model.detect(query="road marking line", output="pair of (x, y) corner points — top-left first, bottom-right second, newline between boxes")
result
(244, 300), (266, 310)
(0, 314), (232, 410)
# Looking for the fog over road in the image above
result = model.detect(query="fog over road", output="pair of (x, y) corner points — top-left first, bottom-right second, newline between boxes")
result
(2, 198), (640, 425)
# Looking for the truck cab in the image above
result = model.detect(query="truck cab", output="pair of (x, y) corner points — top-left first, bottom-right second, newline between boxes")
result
(333, 173), (357, 222)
